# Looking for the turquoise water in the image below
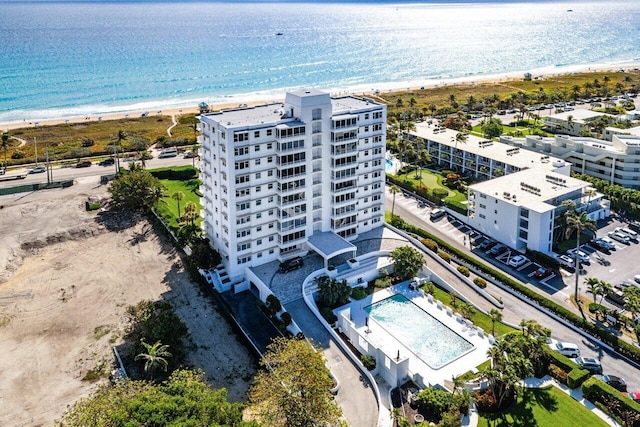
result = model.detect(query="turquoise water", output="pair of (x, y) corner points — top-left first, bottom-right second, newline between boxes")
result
(1, 1), (640, 122)
(385, 159), (393, 171)
(364, 294), (474, 369)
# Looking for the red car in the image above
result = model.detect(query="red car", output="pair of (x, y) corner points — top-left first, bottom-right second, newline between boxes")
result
(627, 391), (640, 403)
(533, 267), (552, 279)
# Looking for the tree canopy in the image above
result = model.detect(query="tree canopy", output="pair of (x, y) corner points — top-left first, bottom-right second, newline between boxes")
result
(390, 245), (425, 281)
(108, 169), (166, 211)
(57, 369), (256, 427)
(249, 337), (341, 427)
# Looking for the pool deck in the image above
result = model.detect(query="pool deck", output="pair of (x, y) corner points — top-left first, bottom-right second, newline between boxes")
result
(337, 282), (492, 389)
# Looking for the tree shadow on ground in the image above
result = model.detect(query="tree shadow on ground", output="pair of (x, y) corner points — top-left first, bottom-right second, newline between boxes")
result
(95, 207), (144, 232)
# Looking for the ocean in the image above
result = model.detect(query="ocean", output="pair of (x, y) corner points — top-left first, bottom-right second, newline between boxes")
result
(1, 0), (640, 122)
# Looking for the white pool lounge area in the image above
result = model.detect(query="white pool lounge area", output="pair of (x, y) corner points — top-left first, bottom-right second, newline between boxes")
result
(335, 282), (492, 389)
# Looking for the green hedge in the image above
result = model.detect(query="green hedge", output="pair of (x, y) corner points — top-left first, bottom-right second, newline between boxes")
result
(567, 368), (591, 389)
(388, 215), (640, 364)
(437, 251), (451, 263)
(473, 277), (487, 289)
(150, 165), (198, 180)
(582, 377), (640, 425)
(543, 346), (579, 374)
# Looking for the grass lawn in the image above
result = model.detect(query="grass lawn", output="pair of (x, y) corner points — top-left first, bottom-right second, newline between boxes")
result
(156, 178), (202, 231)
(395, 168), (467, 203)
(426, 285), (516, 337)
(478, 386), (607, 427)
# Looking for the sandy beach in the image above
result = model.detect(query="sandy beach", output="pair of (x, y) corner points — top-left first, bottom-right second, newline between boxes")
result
(2, 63), (639, 133)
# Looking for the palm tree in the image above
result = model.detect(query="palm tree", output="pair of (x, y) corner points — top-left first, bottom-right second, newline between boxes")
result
(113, 130), (127, 173)
(598, 280), (612, 305)
(454, 132), (468, 150)
(181, 201), (198, 226)
(389, 185), (401, 218)
(585, 277), (601, 304)
(1, 132), (11, 169)
(172, 191), (185, 219)
(135, 341), (171, 380)
(489, 308), (503, 337)
(565, 211), (597, 303)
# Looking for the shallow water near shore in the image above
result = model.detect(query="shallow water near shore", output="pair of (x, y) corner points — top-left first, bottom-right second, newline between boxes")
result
(1, 0), (640, 121)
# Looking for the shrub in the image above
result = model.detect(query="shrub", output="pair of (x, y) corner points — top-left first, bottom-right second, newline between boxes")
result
(474, 388), (499, 412)
(433, 188), (449, 199)
(588, 303), (606, 314)
(567, 368), (591, 389)
(320, 307), (337, 325)
(351, 287), (367, 300)
(437, 251), (451, 263)
(360, 354), (376, 371)
(422, 238), (439, 252)
(149, 166), (198, 180)
(11, 150), (24, 159)
(473, 277), (487, 288)
(457, 265), (470, 277)
(415, 387), (453, 420)
(280, 311), (292, 327)
(543, 346), (579, 374)
(266, 294), (282, 315)
(582, 377), (640, 424)
(548, 363), (568, 384)
(375, 276), (392, 288)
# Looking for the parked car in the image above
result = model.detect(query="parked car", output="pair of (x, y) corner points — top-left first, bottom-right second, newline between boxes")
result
(591, 237), (615, 251)
(0, 167), (5, 175)
(489, 244), (507, 256)
(508, 255), (529, 268)
(619, 227), (638, 240)
(558, 254), (575, 268)
(76, 160), (92, 168)
(478, 239), (496, 250)
(567, 248), (590, 264)
(626, 391), (640, 403)
(429, 208), (446, 221)
(550, 341), (580, 358)
(599, 237), (617, 250)
(576, 357), (603, 374)
(627, 221), (640, 233)
(278, 256), (304, 273)
(608, 231), (630, 244)
(533, 267), (552, 279)
(606, 289), (627, 306)
(99, 158), (115, 166)
(634, 275), (640, 284)
(601, 375), (627, 392)
(28, 166), (46, 174)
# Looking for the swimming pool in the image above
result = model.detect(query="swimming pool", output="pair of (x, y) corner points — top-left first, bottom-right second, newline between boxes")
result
(364, 294), (474, 369)
(385, 159), (393, 171)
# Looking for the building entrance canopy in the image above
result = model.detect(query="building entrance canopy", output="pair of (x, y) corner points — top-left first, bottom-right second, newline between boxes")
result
(306, 231), (356, 268)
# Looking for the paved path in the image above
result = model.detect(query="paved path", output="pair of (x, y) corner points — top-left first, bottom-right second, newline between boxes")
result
(285, 299), (379, 427)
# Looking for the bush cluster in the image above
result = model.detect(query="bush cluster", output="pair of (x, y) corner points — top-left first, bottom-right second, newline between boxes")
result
(350, 287), (367, 300)
(320, 307), (337, 324)
(582, 377), (640, 424)
(567, 368), (591, 389)
(437, 251), (451, 263)
(548, 363), (568, 384)
(473, 277), (487, 288)
(457, 265), (470, 277)
(360, 354), (376, 371)
(421, 238), (439, 252)
(149, 166), (198, 180)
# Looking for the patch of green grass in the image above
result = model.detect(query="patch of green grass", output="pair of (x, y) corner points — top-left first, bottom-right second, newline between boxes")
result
(478, 386), (608, 427)
(93, 325), (111, 340)
(157, 178), (202, 230)
(396, 168), (466, 203)
(458, 359), (492, 381)
(427, 285), (515, 337)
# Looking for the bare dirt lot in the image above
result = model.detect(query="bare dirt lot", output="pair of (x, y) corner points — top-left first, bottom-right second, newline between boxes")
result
(0, 176), (256, 426)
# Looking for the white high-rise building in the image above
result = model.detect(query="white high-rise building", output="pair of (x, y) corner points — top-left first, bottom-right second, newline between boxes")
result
(199, 89), (386, 280)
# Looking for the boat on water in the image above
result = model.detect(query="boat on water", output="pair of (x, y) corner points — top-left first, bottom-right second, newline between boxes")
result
(275, 32), (283, 36)
(567, 9), (573, 12)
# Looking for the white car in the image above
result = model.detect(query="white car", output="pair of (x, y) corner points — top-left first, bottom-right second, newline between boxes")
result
(567, 249), (590, 264)
(558, 254), (575, 268)
(619, 227), (638, 240)
(592, 237), (616, 250)
(508, 255), (529, 268)
(550, 341), (580, 358)
(608, 231), (630, 244)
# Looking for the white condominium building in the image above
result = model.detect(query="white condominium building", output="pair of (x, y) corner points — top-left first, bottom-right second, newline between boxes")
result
(468, 169), (610, 255)
(199, 89), (386, 280)
(403, 122), (571, 179)
(501, 133), (640, 189)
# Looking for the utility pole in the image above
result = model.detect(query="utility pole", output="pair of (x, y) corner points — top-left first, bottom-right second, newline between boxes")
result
(34, 137), (38, 166)
(45, 144), (51, 184)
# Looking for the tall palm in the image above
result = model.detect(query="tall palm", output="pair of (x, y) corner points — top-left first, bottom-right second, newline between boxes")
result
(172, 191), (185, 219)
(135, 341), (171, 380)
(389, 185), (401, 218)
(454, 132), (468, 150)
(181, 201), (198, 226)
(1, 132), (10, 169)
(113, 130), (127, 173)
(565, 211), (597, 303)
(489, 308), (503, 337)
(418, 148), (430, 183)
(585, 277), (601, 304)
(598, 280), (612, 305)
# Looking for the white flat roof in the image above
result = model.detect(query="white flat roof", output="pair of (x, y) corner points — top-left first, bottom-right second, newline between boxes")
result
(469, 168), (591, 213)
(547, 109), (606, 123)
(410, 123), (566, 171)
(331, 96), (382, 114)
(202, 103), (285, 128)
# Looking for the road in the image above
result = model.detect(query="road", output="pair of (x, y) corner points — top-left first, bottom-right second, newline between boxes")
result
(387, 188), (640, 392)
(0, 153), (195, 188)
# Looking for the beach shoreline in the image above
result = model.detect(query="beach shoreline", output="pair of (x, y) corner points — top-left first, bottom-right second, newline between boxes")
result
(2, 62), (639, 132)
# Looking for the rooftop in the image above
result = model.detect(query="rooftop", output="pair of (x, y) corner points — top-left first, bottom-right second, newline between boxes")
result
(469, 168), (592, 213)
(546, 109), (606, 123)
(410, 123), (566, 171)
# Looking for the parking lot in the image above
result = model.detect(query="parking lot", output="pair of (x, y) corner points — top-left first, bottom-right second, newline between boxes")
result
(391, 191), (640, 308)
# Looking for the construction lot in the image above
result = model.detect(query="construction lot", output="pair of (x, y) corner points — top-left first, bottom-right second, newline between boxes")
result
(0, 176), (255, 426)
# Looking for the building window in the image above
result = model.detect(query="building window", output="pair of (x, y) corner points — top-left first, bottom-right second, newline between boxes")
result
(255, 159), (261, 165)
(255, 145), (261, 152)
(267, 130), (272, 136)
(257, 239), (262, 245)
(256, 186), (261, 192)
(256, 172), (261, 179)
(267, 143), (273, 149)
(256, 213), (262, 219)
(254, 131), (260, 138)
